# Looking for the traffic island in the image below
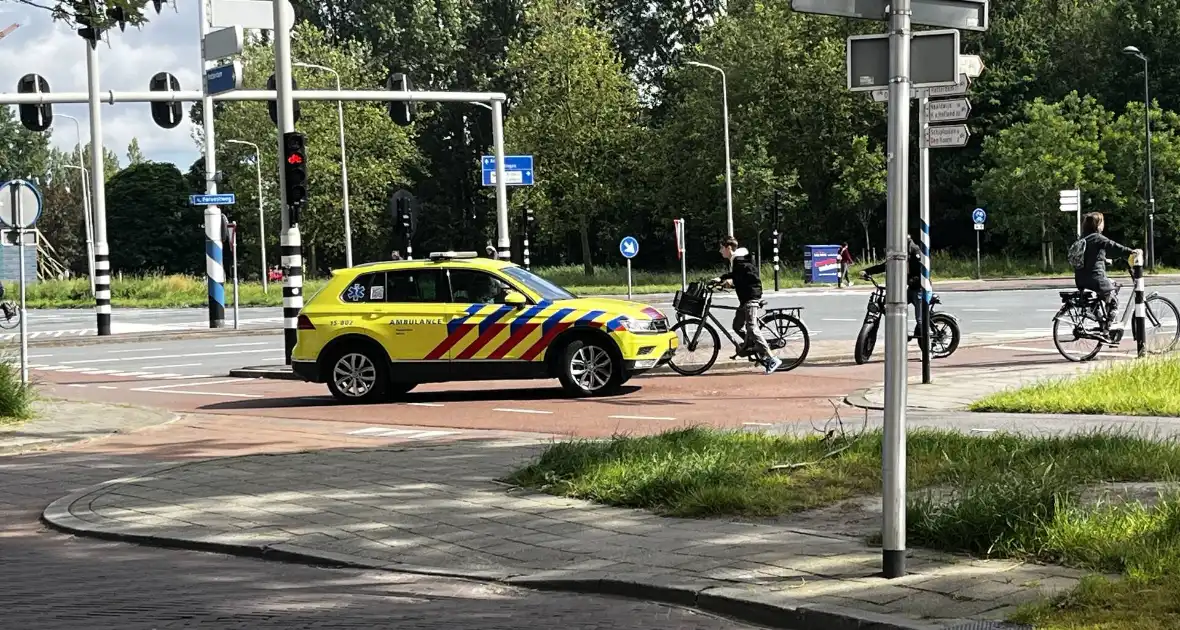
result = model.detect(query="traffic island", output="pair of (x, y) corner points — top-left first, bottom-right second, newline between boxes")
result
(43, 435), (1100, 630)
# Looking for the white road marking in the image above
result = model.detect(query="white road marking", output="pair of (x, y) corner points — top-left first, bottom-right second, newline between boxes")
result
(67, 384), (86, 388)
(743, 422), (774, 426)
(972, 319), (1003, 323)
(1036, 308), (1061, 312)
(822, 318), (859, 322)
(139, 373), (182, 379)
(97, 385), (117, 390)
(59, 348), (278, 365)
(610, 414), (677, 421)
(137, 363), (203, 370)
(106, 347), (165, 354)
(407, 402), (444, 407)
(493, 408), (553, 415)
(215, 342), (271, 348)
(347, 427), (457, 439)
(143, 377), (250, 389)
(963, 308), (999, 312)
(130, 387), (264, 398)
(984, 345), (1061, 354)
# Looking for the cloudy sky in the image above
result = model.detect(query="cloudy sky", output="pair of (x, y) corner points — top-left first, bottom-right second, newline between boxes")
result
(0, 2), (202, 170)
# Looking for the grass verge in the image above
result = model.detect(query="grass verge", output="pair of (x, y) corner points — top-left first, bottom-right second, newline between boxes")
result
(0, 356), (36, 424)
(25, 254), (1172, 308)
(508, 426), (1180, 628)
(970, 355), (1180, 417)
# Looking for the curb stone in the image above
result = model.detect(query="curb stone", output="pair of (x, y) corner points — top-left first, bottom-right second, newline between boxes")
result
(41, 461), (965, 630)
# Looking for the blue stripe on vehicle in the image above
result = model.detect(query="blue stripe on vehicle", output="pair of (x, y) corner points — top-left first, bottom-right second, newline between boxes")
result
(512, 303), (550, 334)
(448, 304), (485, 334)
(542, 308), (576, 334)
(479, 305), (514, 334)
(575, 310), (606, 327)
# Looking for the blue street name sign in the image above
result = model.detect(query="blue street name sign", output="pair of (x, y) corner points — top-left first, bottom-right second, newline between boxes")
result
(190, 194), (236, 205)
(619, 236), (639, 259)
(481, 154), (535, 186)
(204, 61), (242, 96)
(972, 207), (986, 224)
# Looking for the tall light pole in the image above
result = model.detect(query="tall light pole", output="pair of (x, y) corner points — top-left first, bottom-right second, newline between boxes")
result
(1123, 45), (1155, 271)
(293, 61), (352, 267)
(226, 139), (268, 293)
(56, 114), (95, 295)
(686, 60), (734, 236)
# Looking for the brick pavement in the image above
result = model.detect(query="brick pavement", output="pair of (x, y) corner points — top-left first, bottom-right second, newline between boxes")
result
(44, 438), (1093, 629)
(0, 399), (177, 454)
(0, 409), (759, 629)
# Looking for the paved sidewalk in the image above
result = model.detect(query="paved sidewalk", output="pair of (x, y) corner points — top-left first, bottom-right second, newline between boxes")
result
(846, 357), (1122, 411)
(45, 438), (1091, 630)
(0, 399), (176, 454)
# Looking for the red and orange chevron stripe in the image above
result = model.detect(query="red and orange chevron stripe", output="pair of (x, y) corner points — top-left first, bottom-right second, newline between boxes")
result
(424, 302), (625, 361)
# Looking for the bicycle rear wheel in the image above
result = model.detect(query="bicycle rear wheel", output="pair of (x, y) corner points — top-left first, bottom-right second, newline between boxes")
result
(929, 313), (960, 359)
(1052, 304), (1103, 362)
(1143, 295), (1180, 354)
(668, 318), (720, 376)
(759, 312), (810, 372)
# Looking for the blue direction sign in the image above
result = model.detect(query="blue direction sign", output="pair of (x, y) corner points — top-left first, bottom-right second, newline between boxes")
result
(204, 61), (242, 96)
(481, 155), (535, 186)
(619, 236), (639, 259)
(972, 207), (986, 224)
(190, 194), (236, 206)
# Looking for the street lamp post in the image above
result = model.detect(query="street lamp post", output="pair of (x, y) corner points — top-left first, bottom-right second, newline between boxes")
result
(226, 139), (268, 293)
(686, 60), (734, 237)
(56, 115), (95, 293)
(1123, 45), (1156, 271)
(293, 61), (353, 267)
(62, 163), (95, 294)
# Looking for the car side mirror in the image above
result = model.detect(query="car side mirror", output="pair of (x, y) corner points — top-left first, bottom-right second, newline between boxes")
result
(504, 290), (527, 307)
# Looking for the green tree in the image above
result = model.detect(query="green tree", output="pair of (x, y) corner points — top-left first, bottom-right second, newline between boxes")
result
(975, 92), (1118, 268)
(105, 161), (202, 274)
(209, 23), (422, 275)
(505, 0), (641, 274)
(126, 138), (146, 165)
(38, 148), (90, 276)
(8, 0), (170, 29)
(833, 136), (887, 257)
(0, 106), (50, 182)
(1102, 101), (1180, 264)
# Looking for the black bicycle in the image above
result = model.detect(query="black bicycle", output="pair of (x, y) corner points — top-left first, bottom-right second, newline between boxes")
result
(1053, 258), (1180, 361)
(667, 280), (810, 375)
(854, 274), (961, 365)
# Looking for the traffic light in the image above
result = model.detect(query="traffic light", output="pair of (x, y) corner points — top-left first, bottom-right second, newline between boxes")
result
(75, 0), (102, 46)
(148, 72), (183, 129)
(397, 198), (411, 229)
(525, 207), (534, 225)
(16, 74), (52, 132)
(283, 131), (308, 224)
(386, 72), (415, 127)
(267, 74), (301, 126)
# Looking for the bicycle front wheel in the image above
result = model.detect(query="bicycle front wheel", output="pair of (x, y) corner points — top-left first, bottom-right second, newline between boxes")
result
(1144, 295), (1180, 354)
(668, 318), (720, 376)
(0, 303), (20, 330)
(759, 312), (810, 372)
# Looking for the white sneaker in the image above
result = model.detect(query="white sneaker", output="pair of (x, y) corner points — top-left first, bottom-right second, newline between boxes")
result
(764, 356), (782, 374)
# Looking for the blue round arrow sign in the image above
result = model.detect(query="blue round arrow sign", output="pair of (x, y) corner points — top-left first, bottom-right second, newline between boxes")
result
(619, 236), (639, 259)
(972, 208), (986, 224)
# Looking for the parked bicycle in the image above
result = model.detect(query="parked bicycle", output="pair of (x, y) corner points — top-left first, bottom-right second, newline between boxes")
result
(1053, 258), (1180, 361)
(854, 274), (960, 364)
(667, 280), (810, 375)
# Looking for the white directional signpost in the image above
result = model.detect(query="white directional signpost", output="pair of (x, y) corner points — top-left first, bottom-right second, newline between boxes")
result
(927, 98), (972, 123)
(1060, 189), (1082, 237)
(620, 236), (639, 300)
(798, 0), (992, 579)
(0, 179), (40, 384)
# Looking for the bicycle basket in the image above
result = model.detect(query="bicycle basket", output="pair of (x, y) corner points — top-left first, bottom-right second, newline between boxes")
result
(673, 284), (709, 317)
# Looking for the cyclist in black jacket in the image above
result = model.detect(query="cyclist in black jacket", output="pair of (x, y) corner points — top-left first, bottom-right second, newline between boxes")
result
(861, 235), (924, 338)
(713, 236), (780, 374)
(1068, 211), (1139, 331)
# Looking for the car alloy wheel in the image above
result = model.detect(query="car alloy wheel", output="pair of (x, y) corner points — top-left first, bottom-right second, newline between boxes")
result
(569, 344), (613, 392)
(333, 352), (377, 398)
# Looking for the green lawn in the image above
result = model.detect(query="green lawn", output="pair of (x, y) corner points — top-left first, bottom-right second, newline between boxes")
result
(971, 355), (1180, 417)
(507, 426), (1180, 629)
(17, 254), (1176, 308)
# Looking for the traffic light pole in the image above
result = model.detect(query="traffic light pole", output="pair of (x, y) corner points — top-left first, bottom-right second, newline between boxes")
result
(491, 98), (510, 260)
(85, 41), (111, 336)
(198, 0), (226, 330)
(273, 0), (302, 364)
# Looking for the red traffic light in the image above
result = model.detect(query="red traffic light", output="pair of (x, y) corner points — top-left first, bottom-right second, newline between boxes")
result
(287, 153), (303, 165)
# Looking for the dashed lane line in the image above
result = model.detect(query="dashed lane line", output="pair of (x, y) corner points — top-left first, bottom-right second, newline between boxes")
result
(493, 408), (554, 415)
(57, 347), (279, 365)
(346, 427), (459, 440)
(609, 414), (677, 421)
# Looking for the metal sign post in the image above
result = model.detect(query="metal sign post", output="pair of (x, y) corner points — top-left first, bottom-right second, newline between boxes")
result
(620, 236), (639, 300)
(230, 221), (240, 330)
(972, 208), (986, 279)
(0, 180), (41, 385)
(1060, 189), (1081, 237)
(197, 0), (226, 332)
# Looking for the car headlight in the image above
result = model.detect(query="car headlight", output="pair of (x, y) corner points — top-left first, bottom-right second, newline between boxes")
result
(618, 316), (661, 334)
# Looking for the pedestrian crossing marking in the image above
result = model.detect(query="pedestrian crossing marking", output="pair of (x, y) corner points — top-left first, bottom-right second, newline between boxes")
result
(346, 427), (458, 440)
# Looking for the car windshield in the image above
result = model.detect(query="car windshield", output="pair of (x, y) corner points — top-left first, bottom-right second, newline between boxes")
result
(501, 266), (576, 301)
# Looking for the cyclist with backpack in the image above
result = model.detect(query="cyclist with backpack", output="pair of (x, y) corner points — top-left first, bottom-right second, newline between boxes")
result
(861, 235), (924, 339)
(712, 236), (781, 374)
(1068, 212), (1141, 333)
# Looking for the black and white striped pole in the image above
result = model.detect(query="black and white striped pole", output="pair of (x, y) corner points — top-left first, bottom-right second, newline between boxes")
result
(771, 190), (780, 291)
(523, 206), (533, 270)
(1132, 249), (1146, 357)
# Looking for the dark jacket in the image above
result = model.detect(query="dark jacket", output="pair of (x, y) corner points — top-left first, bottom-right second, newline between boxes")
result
(1070, 232), (1133, 294)
(863, 239), (922, 289)
(720, 247), (763, 303)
